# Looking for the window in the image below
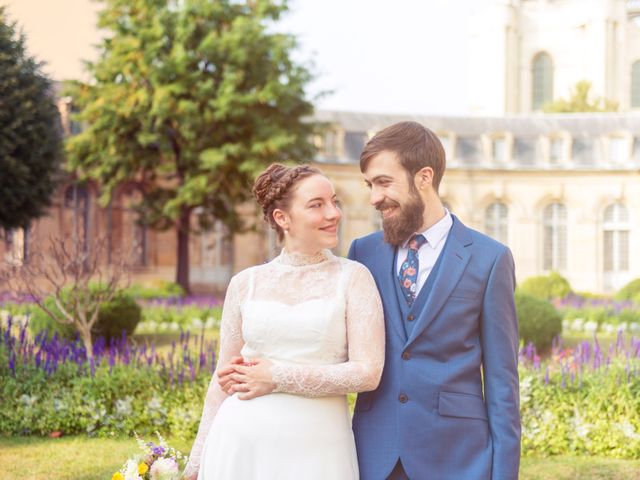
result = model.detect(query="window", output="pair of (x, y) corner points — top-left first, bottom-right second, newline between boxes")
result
(4, 228), (28, 266)
(633, 137), (640, 163)
(549, 137), (564, 165)
(344, 132), (367, 162)
(493, 137), (507, 163)
(63, 184), (90, 253)
(532, 52), (553, 110)
(543, 203), (567, 271)
(603, 203), (629, 273)
(609, 136), (628, 166)
(485, 203), (508, 244)
(632, 61), (640, 108)
(437, 132), (455, 162)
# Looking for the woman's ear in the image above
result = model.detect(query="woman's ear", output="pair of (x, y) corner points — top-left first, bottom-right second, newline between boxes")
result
(272, 208), (289, 231)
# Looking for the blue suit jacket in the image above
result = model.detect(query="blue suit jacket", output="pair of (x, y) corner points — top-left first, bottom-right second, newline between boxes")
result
(348, 215), (520, 480)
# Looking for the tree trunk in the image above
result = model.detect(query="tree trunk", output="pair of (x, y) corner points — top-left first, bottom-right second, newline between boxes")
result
(79, 327), (94, 362)
(176, 206), (191, 295)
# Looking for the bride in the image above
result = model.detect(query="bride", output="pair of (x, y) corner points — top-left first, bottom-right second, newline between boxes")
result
(183, 163), (385, 480)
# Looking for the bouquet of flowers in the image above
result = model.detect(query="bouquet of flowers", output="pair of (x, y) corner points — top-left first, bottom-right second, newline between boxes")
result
(112, 433), (186, 480)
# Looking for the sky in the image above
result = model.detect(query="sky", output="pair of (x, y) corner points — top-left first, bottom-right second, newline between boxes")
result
(4, 0), (474, 115)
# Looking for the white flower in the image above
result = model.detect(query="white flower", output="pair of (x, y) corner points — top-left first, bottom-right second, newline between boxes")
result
(205, 316), (218, 329)
(584, 320), (598, 333)
(124, 459), (142, 480)
(630, 323), (640, 333)
(191, 317), (204, 329)
(601, 323), (615, 334)
(169, 322), (180, 331)
(616, 422), (640, 440)
(562, 319), (570, 331)
(149, 457), (179, 480)
(570, 318), (584, 332)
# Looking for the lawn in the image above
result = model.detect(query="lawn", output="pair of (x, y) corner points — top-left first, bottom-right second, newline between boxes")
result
(1, 436), (639, 480)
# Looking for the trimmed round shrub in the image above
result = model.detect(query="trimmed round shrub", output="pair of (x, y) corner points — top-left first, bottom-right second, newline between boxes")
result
(614, 278), (640, 302)
(519, 272), (572, 301)
(516, 291), (562, 351)
(29, 286), (141, 342)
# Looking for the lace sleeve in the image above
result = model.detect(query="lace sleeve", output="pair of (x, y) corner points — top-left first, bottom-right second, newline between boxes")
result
(270, 263), (385, 397)
(183, 273), (246, 478)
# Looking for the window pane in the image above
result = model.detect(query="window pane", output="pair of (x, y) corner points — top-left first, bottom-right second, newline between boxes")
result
(543, 203), (567, 271)
(344, 132), (367, 162)
(603, 231), (613, 272)
(493, 138), (507, 163)
(532, 52), (553, 110)
(632, 61), (640, 108)
(485, 202), (508, 244)
(609, 137), (627, 165)
(550, 138), (563, 163)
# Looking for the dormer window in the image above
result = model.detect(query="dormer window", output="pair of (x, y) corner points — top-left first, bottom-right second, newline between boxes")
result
(546, 132), (571, 167)
(483, 133), (512, 166)
(437, 131), (456, 163)
(608, 134), (630, 166)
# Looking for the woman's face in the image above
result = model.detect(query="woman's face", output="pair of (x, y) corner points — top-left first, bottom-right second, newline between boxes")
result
(276, 174), (342, 253)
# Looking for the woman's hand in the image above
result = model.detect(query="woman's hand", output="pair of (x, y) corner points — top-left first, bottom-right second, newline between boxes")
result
(217, 356), (245, 394)
(222, 357), (276, 400)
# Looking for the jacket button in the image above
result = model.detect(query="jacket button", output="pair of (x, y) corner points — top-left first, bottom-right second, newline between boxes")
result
(402, 351), (411, 360)
(407, 314), (414, 321)
(398, 394), (408, 403)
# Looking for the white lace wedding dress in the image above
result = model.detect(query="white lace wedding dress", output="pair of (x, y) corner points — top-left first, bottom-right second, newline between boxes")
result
(184, 249), (385, 480)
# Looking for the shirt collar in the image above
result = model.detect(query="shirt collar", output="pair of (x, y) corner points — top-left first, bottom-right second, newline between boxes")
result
(401, 209), (453, 250)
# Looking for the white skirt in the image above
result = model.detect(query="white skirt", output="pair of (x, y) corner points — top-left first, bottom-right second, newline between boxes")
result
(198, 393), (359, 480)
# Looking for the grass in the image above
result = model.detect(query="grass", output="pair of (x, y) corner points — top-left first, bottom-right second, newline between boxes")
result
(1, 436), (639, 480)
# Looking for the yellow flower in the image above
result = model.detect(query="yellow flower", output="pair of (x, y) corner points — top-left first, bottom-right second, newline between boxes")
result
(138, 463), (149, 475)
(112, 473), (124, 480)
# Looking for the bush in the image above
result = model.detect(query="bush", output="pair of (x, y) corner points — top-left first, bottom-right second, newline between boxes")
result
(29, 286), (141, 342)
(516, 291), (562, 351)
(615, 278), (640, 303)
(127, 280), (185, 300)
(519, 272), (572, 301)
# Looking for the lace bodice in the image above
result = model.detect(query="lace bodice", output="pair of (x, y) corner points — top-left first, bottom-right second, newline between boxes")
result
(184, 250), (385, 477)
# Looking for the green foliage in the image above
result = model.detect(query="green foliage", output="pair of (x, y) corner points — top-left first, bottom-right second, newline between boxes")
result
(516, 292), (562, 351)
(615, 278), (640, 303)
(138, 304), (221, 332)
(519, 272), (572, 301)
(127, 280), (185, 300)
(0, 359), (207, 439)
(543, 81), (618, 113)
(520, 364), (640, 459)
(65, 0), (318, 292)
(29, 287), (141, 342)
(0, 8), (63, 230)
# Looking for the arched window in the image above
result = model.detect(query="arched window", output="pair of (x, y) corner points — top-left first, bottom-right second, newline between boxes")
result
(631, 61), (640, 108)
(603, 203), (629, 274)
(532, 52), (553, 110)
(543, 203), (567, 271)
(485, 202), (508, 244)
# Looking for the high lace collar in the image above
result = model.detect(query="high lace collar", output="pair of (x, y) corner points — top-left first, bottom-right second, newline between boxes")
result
(276, 248), (333, 266)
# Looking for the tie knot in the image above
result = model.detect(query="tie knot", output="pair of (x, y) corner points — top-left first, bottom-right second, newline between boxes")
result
(408, 234), (427, 252)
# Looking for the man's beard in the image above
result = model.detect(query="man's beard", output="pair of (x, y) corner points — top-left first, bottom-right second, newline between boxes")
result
(378, 190), (425, 247)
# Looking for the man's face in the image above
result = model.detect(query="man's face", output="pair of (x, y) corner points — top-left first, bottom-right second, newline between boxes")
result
(363, 151), (425, 246)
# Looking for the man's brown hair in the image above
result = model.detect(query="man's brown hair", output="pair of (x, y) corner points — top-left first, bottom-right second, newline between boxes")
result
(360, 121), (446, 192)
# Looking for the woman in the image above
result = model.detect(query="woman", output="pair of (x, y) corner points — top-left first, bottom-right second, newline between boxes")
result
(183, 164), (385, 480)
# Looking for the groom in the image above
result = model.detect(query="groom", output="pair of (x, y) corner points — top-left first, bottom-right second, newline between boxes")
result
(348, 121), (520, 480)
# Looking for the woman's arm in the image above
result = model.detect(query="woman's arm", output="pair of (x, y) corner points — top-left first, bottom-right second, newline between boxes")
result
(182, 274), (245, 479)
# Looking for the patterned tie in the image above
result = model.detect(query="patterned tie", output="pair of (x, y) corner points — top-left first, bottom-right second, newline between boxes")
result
(398, 234), (427, 305)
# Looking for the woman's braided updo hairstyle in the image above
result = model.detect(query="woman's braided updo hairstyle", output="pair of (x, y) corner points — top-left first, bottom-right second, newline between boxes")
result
(253, 163), (322, 241)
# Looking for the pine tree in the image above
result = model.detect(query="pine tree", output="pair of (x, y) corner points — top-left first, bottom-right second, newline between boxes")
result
(0, 7), (63, 232)
(66, 0), (317, 293)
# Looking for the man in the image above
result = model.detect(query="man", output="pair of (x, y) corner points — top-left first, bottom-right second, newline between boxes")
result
(348, 121), (520, 480)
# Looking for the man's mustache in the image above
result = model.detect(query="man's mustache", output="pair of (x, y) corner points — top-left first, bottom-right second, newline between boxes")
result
(375, 200), (400, 212)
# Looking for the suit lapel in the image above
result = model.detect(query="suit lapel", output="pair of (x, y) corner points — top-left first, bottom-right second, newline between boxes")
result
(405, 216), (473, 347)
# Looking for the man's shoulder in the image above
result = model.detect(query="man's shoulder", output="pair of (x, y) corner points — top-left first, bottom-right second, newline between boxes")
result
(452, 215), (509, 254)
(352, 230), (385, 248)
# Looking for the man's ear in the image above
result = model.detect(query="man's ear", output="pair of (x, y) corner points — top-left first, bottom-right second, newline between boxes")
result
(273, 208), (289, 231)
(415, 167), (434, 190)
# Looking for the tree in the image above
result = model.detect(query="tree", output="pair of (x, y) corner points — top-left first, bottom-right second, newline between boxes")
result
(0, 233), (133, 361)
(543, 80), (618, 113)
(66, 0), (317, 293)
(0, 7), (63, 232)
